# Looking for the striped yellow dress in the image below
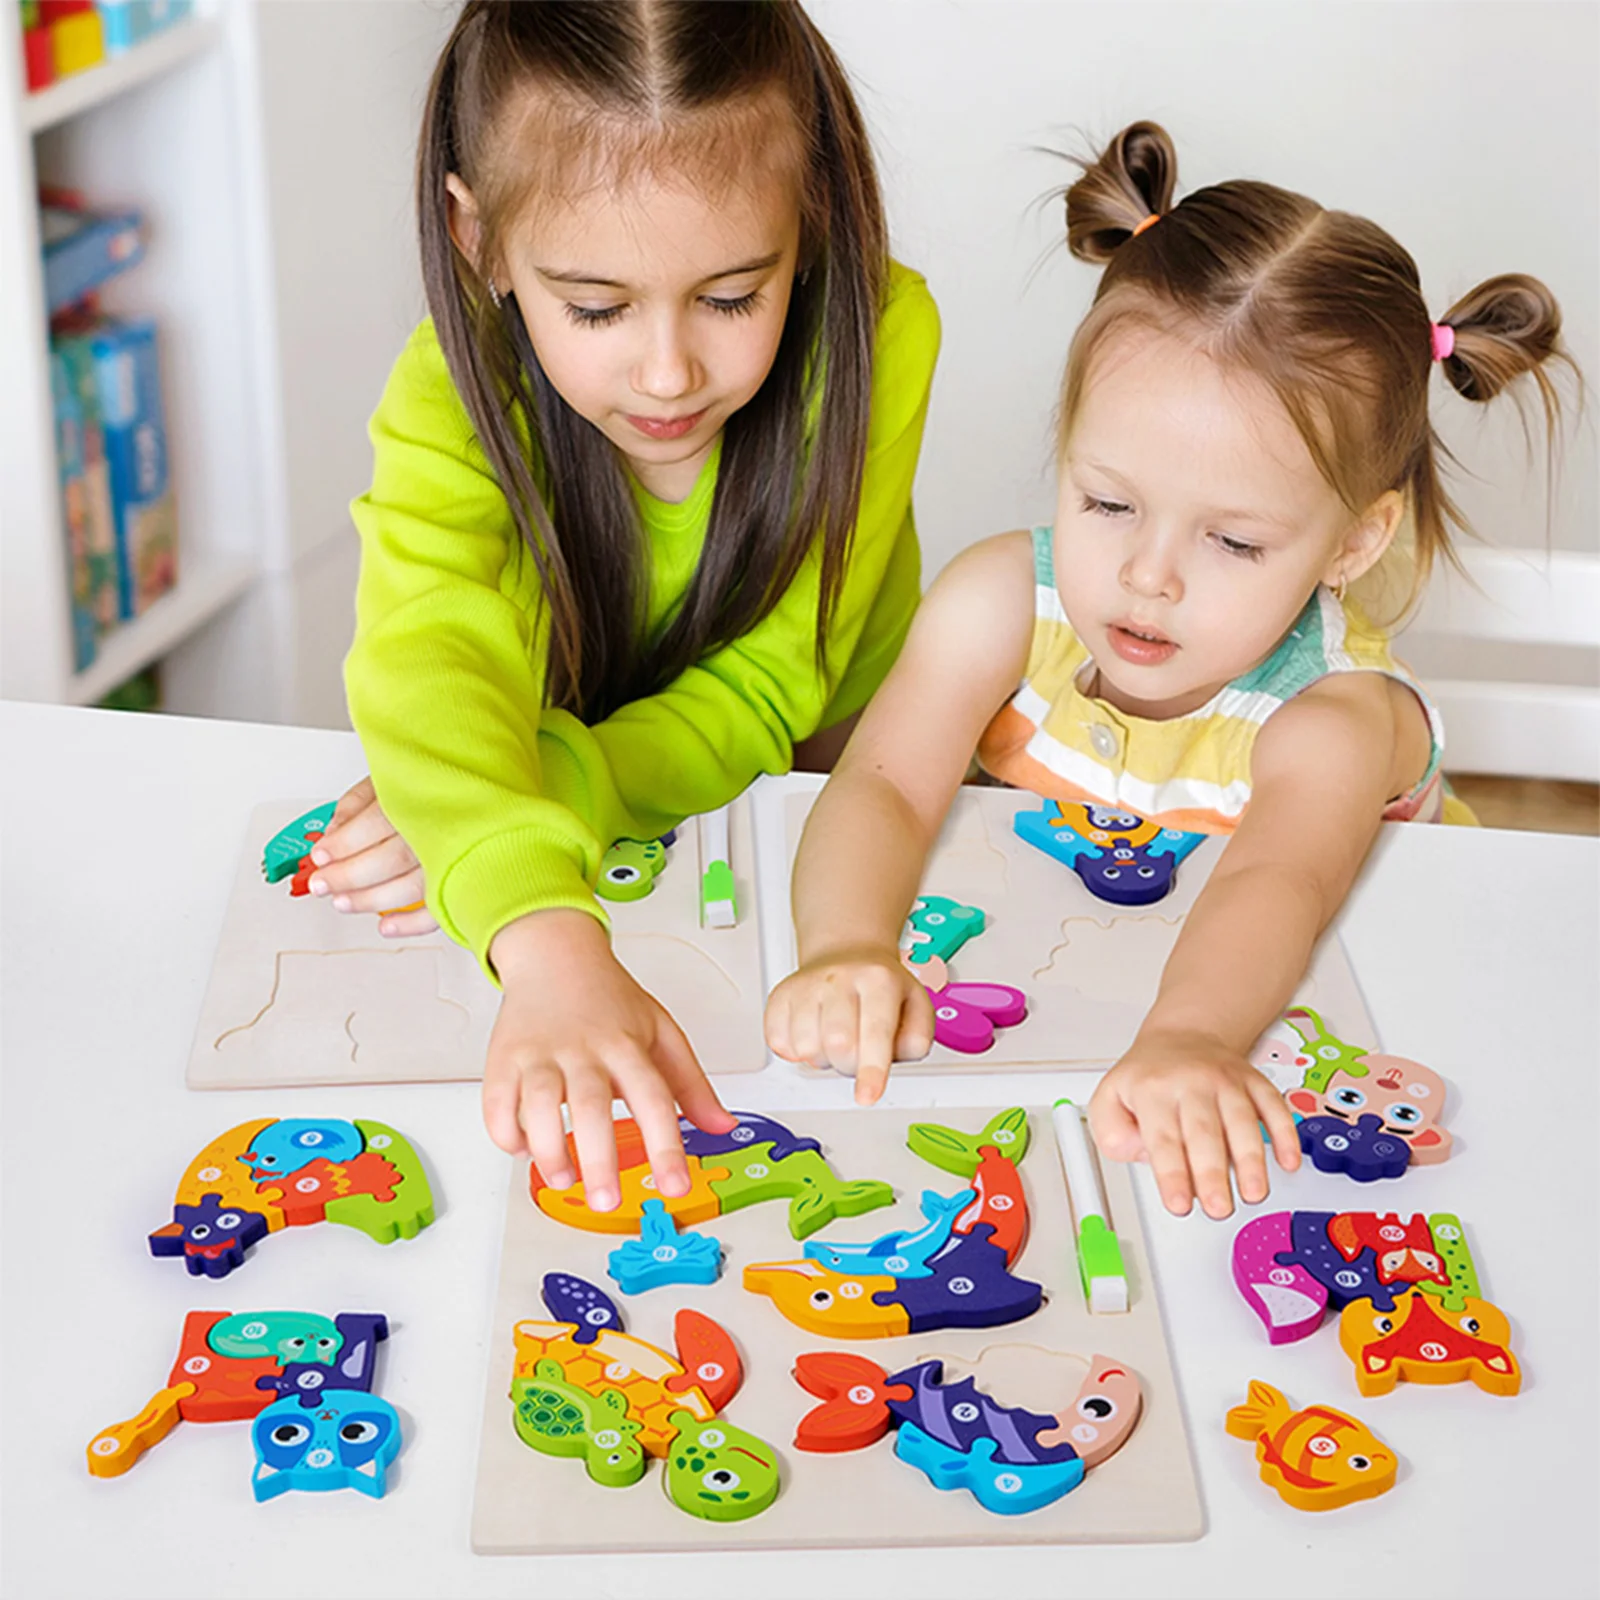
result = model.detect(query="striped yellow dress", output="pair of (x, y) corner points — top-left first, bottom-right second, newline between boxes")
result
(976, 526), (1460, 833)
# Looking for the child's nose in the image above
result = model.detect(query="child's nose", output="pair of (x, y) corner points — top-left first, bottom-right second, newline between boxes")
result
(632, 317), (699, 401)
(1119, 530), (1183, 601)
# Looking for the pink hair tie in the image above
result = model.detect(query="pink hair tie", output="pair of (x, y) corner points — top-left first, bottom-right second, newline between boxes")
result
(1430, 322), (1455, 362)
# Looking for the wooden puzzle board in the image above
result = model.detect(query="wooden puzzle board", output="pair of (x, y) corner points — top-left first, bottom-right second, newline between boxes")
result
(470, 1105), (1203, 1553)
(187, 799), (767, 1089)
(782, 787), (1378, 1073)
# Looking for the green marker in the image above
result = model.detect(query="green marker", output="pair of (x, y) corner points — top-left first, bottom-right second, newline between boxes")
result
(1051, 1097), (1129, 1314)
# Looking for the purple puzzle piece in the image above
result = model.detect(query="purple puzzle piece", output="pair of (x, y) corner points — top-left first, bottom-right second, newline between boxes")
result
(1298, 1112), (1413, 1181)
(928, 983), (1029, 1053)
(677, 1111), (822, 1163)
(875, 1224), (1043, 1333)
(886, 1359), (1078, 1466)
(1075, 844), (1178, 907)
(148, 1193), (272, 1280)
(1279, 1211), (1408, 1313)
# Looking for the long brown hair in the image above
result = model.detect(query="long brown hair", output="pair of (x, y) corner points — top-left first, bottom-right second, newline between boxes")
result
(1059, 121), (1576, 607)
(417, 0), (886, 722)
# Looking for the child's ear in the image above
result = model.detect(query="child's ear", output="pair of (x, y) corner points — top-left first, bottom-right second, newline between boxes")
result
(1326, 489), (1404, 589)
(445, 174), (489, 279)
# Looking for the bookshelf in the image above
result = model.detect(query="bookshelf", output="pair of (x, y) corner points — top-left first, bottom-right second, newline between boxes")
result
(0, 2), (291, 716)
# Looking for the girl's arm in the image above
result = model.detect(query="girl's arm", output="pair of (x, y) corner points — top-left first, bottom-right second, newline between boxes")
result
(1089, 671), (1434, 1218)
(765, 532), (1035, 1101)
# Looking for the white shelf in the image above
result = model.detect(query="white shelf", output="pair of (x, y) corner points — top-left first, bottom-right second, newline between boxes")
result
(22, 18), (222, 135)
(67, 554), (259, 704)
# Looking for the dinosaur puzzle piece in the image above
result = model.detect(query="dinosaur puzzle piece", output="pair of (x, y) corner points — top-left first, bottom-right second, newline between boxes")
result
(793, 1349), (1140, 1516)
(900, 894), (987, 966)
(607, 1199), (723, 1294)
(510, 1275), (779, 1521)
(1226, 1380), (1396, 1511)
(88, 1309), (391, 1481)
(528, 1110), (894, 1240)
(251, 1391), (402, 1501)
(1013, 800), (1204, 907)
(595, 838), (669, 902)
(149, 1118), (434, 1277)
(262, 802), (336, 884)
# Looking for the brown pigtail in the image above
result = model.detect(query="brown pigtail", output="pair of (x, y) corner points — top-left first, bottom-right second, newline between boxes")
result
(1064, 121), (1179, 263)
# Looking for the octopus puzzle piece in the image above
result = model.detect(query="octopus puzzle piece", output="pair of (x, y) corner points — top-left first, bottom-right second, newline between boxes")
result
(1232, 1210), (1520, 1396)
(148, 1118), (435, 1277)
(252, 1391), (401, 1502)
(88, 1309), (391, 1483)
(1013, 799), (1204, 907)
(901, 894), (987, 966)
(745, 1110), (1041, 1338)
(606, 1199), (724, 1294)
(1225, 1380), (1396, 1511)
(262, 802), (336, 885)
(510, 1274), (779, 1521)
(793, 1349), (1141, 1516)
(803, 1187), (975, 1279)
(596, 837), (668, 902)
(528, 1110), (894, 1240)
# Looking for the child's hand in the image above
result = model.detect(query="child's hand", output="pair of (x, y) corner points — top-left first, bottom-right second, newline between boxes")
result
(1089, 1027), (1302, 1219)
(764, 945), (935, 1105)
(486, 908), (737, 1211)
(307, 776), (438, 937)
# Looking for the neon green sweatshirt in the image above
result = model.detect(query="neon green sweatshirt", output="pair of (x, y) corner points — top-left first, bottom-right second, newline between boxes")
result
(345, 260), (940, 976)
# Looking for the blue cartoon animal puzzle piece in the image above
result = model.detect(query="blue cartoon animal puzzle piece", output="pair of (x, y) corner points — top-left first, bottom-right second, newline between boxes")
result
(542, 1272), (626, 1344)
(901, 895), (987, 966)
(607, 1199), (723, 1294)
(261, 803), (336, 883)
(239, 1119), (363, 1182)
(251, 1391), (401, 1501)
(894, 1424), (1085, 1515)
(804, 1188), (976, 1279)
(1013, 799), (1204, 907)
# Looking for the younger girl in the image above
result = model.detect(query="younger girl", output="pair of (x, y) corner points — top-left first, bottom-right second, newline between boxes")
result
(309, 1), (940, 1212)
(766, 121), (1571, 1219)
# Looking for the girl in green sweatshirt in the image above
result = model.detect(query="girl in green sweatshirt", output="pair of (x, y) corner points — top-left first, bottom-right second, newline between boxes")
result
(306, 2), (939, 1210)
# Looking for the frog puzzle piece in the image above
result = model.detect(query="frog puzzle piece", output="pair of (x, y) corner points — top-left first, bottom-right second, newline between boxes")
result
(606, 1198), (724, 1294)
(528, 1109), (894, 1240)
(792, 1349), (1141, 1515)
(148, 1117), (435, 1278)
(744, 1110), (1041, 1339)
(511, 1274), (780, 1521)
(1013, 800), (1204, 907)
(596, 837), (669, 902)
(87, 1309), (395, 1494)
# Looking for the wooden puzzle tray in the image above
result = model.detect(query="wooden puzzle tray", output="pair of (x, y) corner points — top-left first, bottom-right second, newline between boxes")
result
(781, 786), (1378, 1074)
(470, 1105), (1203, 1553)
(187, 798), (767, 1089)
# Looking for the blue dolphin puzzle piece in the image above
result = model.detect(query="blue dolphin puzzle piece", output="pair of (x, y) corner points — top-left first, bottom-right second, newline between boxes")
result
(677, 1111), (822, 1164)
(239, 1118), (363, 1182)
(251, 1391), (402, 1501)
(606, 1198), (724, 1294)
(542, 1272), (625, 1344)
(893, 1424), (1086, 1515)
(803, 1188), (976, 1279)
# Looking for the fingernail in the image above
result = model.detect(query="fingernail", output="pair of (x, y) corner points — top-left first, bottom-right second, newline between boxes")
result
(310, 847), (330, 866)
(659, 1172), (689, 1198)
(309, 876), (330, 896)
(333, 895), (352, 912)
(550, 1169), (574, 1191)
(588, 1187), (617, 1212)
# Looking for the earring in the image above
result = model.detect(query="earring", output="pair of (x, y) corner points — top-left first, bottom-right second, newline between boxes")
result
(1333, 572), (1349, 603)
(487, 279), (502, 309)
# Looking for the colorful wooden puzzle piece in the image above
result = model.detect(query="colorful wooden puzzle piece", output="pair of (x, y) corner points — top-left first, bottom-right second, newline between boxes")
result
(901, 894), (987, 966)
(1225, 1380), (1396, 1511)
(262, 802), (335, 886)
(607, 1198), (723, 1294)
(1232, 1210), (1520, 1396)
(148, 1117), (435, 1277)
(511, 1274), (779, 1522)
(905, 954), (1029, 1054)
(793, 1348), (1140, 1515)
(528, 1110), (894, 1240)
(595, 837), (669, 902)
(88, 1309), (394, 1494)
(1013, 799), (1203, 907)
(744, 1109), (1041, 1339)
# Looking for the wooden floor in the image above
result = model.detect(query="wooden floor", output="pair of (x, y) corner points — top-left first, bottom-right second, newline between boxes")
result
(1447, 775), (1599, 835)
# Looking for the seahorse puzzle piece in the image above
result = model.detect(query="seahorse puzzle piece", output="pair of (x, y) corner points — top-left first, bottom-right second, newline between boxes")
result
(513, 1362), (645, 1488)
(607, 1199), (723, 1294)
(262, 802), (336, 884)
(1340, 1288), (1520, 1397)
(901, 894), (987, 966)
(804, 1187), (974, 1278)
(251, 1391), (402, 1501)
(1416, 1213), (1480, 1311)
(793, 1350), (1140, 1517)
(1226, 1379), (1397, 1512)
(596, 838), (668, 902)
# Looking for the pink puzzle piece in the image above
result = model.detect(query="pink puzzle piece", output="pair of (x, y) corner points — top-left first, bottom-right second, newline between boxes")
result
(903, 954), (1028, 1055)
(1232, 1212), (1328, 1345)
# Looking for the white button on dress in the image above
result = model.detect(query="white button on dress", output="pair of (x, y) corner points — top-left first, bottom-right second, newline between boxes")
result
(1090, 724), (1118, 760)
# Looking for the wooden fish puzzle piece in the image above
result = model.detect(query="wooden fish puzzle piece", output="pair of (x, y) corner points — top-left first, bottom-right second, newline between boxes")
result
(1226, 1380), (1397, 1511)
(528, 1110), (894, 1240)
(607, 1199), (723, 1294)
(596, 838), (668, 902)
(804, 1188), (975, 1279)
(149, 1118), (434, 1277)
(262, 802), (335, 884)
(88, 1310), (390, 1478)
(1013, 799), (1203, 907)
(510, 1275), (779, 1521)
(901, 894), (987, 966)
(793, 1349), (1140, 1516)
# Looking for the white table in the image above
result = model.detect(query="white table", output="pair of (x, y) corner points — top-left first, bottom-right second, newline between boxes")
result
(3, 701), (1596, 1600)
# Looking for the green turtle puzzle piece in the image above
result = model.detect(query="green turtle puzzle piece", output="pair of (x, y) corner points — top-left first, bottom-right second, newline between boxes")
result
(665, 1409), (781, 1522)
(901, 894), (987, 966)
(1418, 1213), (1480, 1311)
(262, 802), (336, 883)
(1285, 1006), (1372, 1093)
(597, 839), (668, 902)
(906, 1107), (1031, 1176)
(323, 1120), (437, 1244)
(707, 1144), (895, 1240)
(512, 1364), (645, 1489)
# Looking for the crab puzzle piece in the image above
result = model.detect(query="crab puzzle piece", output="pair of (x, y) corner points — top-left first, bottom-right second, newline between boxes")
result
(511, 1274), (779, 1521)
(1226, 1380), (1396, 1511)
(528, 1109), (894, 1240)
(793, 1349), (1140, 1516)
(148, 1118), (434, 1278)
(596, 837), (669, 902)
(606, 1200), (723, 1294)
(88, 1309), (393, 1489)
(1013, 800), (1204, 907)
(900, 894), (987, 966)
